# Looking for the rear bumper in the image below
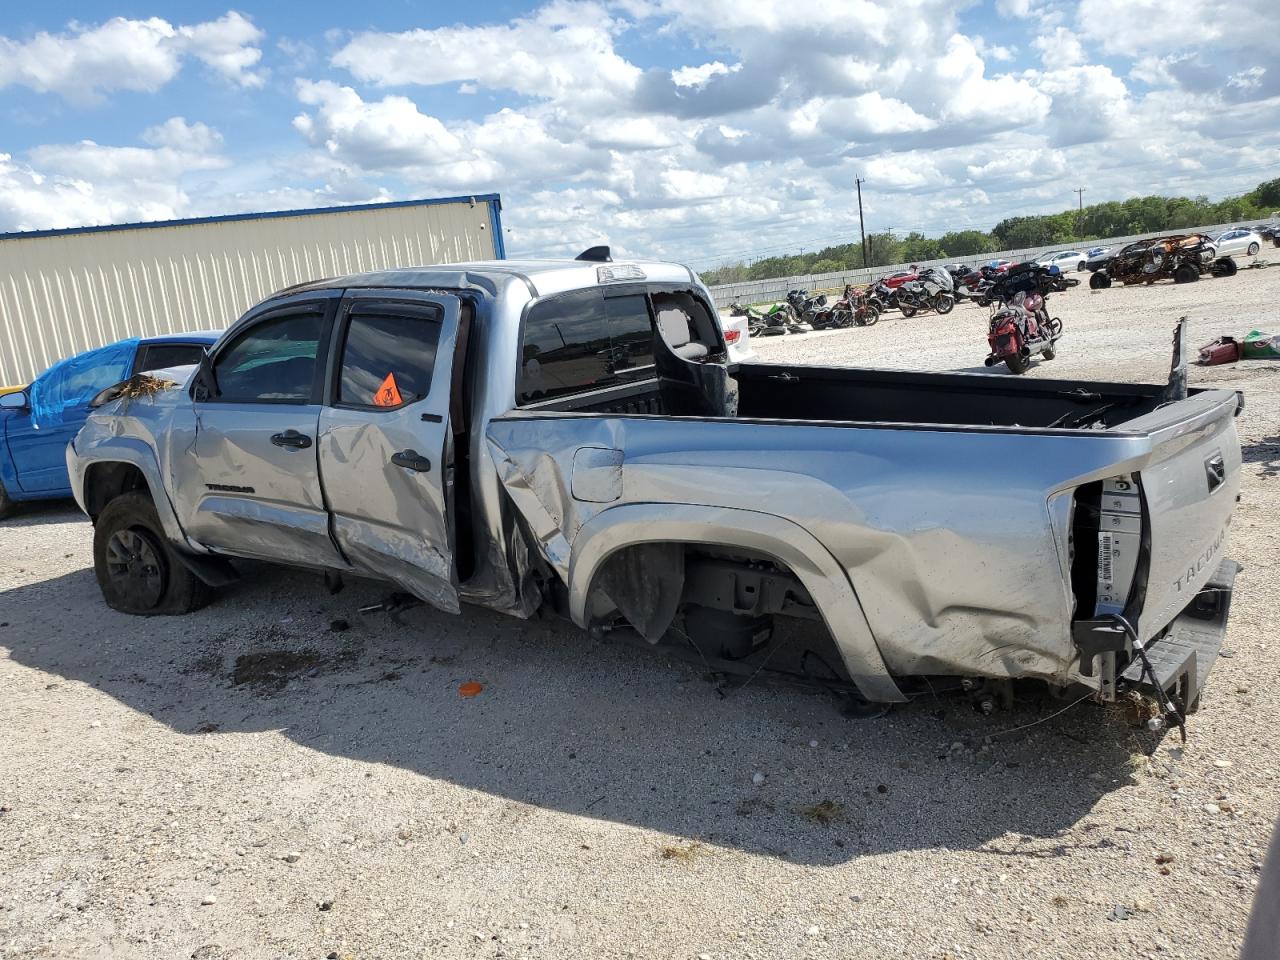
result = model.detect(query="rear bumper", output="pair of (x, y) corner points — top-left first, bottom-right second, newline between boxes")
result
(1120, 558), (1240, 710)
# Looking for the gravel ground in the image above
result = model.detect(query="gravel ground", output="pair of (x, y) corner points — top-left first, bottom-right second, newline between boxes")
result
(3, 266), (1279, 960)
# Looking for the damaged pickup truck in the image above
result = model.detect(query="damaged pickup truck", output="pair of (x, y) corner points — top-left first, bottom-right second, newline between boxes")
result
(68, 253), (1243, 719)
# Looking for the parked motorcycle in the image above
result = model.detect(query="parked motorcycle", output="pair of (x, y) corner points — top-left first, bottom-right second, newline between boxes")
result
(811, 284), (880, 328)
(982, 265), (1063, 374)
(895, 266), (956, 317)
(785, 289), (828, 328)
(729, 300), (801, 336)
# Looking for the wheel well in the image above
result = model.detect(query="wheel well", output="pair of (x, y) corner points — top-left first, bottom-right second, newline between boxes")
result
(584, 542), (815, 640)
(84, 462), (150, 520)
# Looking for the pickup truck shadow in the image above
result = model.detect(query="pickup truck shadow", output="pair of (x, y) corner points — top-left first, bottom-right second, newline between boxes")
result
(1242, 435), (1280, 478)
(3, 565), (1150, 866)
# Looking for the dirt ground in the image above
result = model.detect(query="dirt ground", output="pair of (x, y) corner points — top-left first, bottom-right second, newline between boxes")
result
(2, 264), (1279, 960)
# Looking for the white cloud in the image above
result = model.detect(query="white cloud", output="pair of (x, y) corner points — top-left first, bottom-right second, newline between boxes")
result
(671, 61), (740, 88)
(0, 12), (265, 103)
(331, 2), (639, 104)
(293, 80), (463, 170)
(142, 117), (224, 153)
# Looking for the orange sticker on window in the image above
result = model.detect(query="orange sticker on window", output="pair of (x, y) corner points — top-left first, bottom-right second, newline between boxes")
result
(373, 372), (402, 407)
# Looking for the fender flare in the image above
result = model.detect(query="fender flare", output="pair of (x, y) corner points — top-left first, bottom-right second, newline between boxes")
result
(567, 502), (906, 703)
(71, 437), (191, 548)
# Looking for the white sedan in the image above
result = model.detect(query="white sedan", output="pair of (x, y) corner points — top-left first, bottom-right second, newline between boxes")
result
(1213, 228), (1262, 259)
(1036, 249), (1088, 272)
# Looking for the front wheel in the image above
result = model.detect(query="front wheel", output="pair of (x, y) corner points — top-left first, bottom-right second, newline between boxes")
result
(857, 306), (880, 326)
(1004, 353), (1029, 374)
(900, 304), (917, 318)
(1173, 263), (1199, 284)
(934, 294), (955, 315)
(93, 492), (212, 615)
(1248, 242), (1260, 256)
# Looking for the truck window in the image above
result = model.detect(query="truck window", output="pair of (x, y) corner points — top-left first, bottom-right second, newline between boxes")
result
(518, 289), (656, 404)
(135, 343), (206, 374)
(604, 295), (655, 374)
(213, 312), (321, 403)
(337, 305), (442, 409)
(519, 289), (611, 404)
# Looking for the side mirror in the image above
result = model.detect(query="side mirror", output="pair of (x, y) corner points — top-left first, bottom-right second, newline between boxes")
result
(190, 349), (218, 402)
(0, 390), (28, 410)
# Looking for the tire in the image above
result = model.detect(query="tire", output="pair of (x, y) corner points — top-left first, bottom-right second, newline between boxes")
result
(1214, 257), (1238, 278)
(859, 307), (880, 326)
(1004, 353), (1029, 374)
(900, 305), (917, 318)
(1042, 346), (1056, 361)
(1173, 263), (1199, 284)
(934, 295), (955, 315)
(1089, 272), (1106, 290)
(1248, 242), (1260, 256)
(93, 492), (211, 615)
(1077, 261), (1086, 272)
(0, 478), (15, 521)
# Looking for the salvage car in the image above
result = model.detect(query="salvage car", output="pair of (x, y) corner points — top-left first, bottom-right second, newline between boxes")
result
(1088, 234), (1236, 288)
(67, 253), (1242, 720)
(0, 332), (218, 518)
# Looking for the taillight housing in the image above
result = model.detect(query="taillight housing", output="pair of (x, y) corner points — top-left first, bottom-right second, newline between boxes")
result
(723, 328), (742, 344)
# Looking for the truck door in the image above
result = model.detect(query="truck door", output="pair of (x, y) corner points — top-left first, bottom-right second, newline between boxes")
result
(173, 292), (346, 568)
(316, 290), (463, 613)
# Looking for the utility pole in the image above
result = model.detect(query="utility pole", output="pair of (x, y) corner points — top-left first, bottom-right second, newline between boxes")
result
(1074, 187), (1086, 236)
(855, 176), (867, 268)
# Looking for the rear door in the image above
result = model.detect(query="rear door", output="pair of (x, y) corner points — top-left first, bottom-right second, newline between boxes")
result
(173, 292), (345, 568)
(316, 289), (463, 613)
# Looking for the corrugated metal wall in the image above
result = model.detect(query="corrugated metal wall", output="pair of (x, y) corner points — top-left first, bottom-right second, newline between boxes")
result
(0, 197), (500, 385)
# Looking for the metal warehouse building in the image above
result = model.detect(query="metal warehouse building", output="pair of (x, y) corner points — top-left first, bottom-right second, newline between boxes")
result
(0, 194), (506, 386)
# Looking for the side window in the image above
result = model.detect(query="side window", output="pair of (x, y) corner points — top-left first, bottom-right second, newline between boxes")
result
(338, 305), (442, 409)
(135, 343), (206, 374)
(518, 288), (612, 404)
(213, 312), (322, 403)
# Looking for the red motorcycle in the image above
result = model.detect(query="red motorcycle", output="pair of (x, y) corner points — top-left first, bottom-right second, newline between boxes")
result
(984, 289), (1062, 374)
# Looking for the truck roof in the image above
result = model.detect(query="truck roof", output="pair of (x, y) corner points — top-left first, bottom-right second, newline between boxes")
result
(272, 258), (699, 303)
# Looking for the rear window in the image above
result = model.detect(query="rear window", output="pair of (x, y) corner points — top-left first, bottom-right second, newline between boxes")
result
(136, 343), (206, 374)
(518, 289), (655, 404)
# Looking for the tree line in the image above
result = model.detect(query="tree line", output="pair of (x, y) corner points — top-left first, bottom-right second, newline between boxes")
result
(701, 178), (1280, 286)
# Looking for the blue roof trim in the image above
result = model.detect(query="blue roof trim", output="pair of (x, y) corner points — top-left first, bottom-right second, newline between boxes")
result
(488, 197), (507, 260)
(0, 193), (504, 242)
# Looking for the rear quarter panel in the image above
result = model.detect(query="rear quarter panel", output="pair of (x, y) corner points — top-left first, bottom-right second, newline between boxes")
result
(486, 413), (1158, 684)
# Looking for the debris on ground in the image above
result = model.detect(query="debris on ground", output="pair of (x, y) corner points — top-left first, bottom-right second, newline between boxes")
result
(458, 681), (484, 698)
(1242, 330), (1280, 359)
(796, 799), (844, 825)
(659, 841), (705, 863)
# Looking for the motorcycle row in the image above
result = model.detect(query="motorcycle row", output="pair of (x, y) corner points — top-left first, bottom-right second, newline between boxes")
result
(728, 260), (1074, 375)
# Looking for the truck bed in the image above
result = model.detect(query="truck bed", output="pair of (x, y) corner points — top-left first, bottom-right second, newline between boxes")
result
(538, 361), (1198, 432)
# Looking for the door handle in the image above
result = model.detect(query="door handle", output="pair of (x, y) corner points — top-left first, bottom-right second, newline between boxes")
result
(391, 449), (432, 473)
(270, 430), (312, 449)
(1205, 453), (1225, 491)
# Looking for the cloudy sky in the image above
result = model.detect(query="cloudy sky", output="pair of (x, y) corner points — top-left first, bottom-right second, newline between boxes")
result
(1, 1), (1276, 266)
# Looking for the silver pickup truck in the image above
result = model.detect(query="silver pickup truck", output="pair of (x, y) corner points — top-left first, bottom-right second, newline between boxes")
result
(68, 254), (1242, 715)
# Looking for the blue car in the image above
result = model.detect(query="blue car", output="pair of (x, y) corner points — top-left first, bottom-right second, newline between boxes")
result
(0, 332), (219, 517)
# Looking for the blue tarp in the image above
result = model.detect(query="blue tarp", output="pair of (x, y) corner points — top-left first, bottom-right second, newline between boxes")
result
(30, 338), (139, 430)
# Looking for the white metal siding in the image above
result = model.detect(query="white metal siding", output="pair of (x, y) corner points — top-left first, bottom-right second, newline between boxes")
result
(0, 200), (497, 385)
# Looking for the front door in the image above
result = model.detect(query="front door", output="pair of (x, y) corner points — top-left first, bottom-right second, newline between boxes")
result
(316, 290), (463, 612)
(172, 292), (346, 568)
